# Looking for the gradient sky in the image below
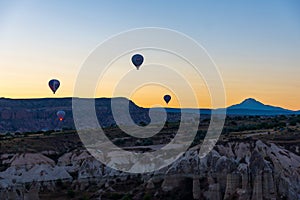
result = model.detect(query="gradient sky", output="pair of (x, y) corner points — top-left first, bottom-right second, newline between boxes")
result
(0, 0), (299, 109)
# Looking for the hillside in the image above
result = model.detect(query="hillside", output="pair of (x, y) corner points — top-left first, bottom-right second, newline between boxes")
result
(0, 98), (181, 133)
(0, 97), (299, 133)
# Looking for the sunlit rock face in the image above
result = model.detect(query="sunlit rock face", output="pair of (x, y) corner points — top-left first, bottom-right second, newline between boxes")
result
(0, 140), (299, 199)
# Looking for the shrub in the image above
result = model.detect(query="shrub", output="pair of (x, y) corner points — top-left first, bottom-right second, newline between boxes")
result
(143, 193), (152, 200)
(139, 121), (147, 126)
(67, 189), (75, 198)
(114, 138), (125, 146)
(56, 179), (63, 187)
(43, 131), (51, 136)
(142, 139), (153, 146)
(288, 117), (298, 126)
(79, 194), (89, 200)
(121, 194), (132, 200)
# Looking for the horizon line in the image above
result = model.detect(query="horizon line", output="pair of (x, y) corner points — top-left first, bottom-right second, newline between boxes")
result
(1, 96), (299, 112)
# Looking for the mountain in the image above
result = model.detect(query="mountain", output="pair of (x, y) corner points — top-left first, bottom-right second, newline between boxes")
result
(0, 97), (299, 133)
(228, 98), (287, 111)
(226, 98), (299, 116)
(164, 98), (300, 116)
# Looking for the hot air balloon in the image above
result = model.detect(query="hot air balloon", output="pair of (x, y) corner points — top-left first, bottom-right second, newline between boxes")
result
(131, 54), (144, 70)
(48, 79), (60, 94)
(57, 110), (65, 121)
(163, 95), (171, 104)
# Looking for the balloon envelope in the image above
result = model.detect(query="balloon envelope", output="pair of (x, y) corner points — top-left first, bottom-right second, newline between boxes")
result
(49, 79), (60, 94)
(163, 95), (171, 104)
(57, 110), (65, 121)
(131, 54), (144, 69)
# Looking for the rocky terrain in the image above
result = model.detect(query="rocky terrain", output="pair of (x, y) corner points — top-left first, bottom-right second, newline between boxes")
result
(0, 136), (299, 200)
(1, 98), (300, 199)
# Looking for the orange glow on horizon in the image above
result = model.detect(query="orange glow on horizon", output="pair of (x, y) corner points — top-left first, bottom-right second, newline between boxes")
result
(0, 92), (299, 111)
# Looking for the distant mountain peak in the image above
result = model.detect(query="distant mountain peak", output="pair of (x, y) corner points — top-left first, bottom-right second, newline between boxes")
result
(228, 98), (288, 112)
(241, 98), (264, 106)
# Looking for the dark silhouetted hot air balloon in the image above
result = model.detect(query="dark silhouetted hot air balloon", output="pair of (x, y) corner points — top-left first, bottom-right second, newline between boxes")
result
(48, 79), (60, 94)
(163, 95), (171, 104)
(131, 54), (144, 70)
(57, 110), (65, 121)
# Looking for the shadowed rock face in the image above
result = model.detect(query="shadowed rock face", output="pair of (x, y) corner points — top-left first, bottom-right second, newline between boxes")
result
(0, 140), (299, 199)
(0, 98), (74, 133)
(0, 98), (183, 133)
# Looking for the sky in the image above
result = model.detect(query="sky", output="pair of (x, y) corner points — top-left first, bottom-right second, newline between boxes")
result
(0, 0), (299, 110)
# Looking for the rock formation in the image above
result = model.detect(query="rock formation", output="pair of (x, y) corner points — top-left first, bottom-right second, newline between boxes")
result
(0, 140), (299, 199)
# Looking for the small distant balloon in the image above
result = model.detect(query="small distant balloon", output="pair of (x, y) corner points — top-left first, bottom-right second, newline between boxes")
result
(57, 110), (65, 121)
(131, 54), (144, 70)
(163, 95), (171, 104)
(49, 79), (60, 94)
